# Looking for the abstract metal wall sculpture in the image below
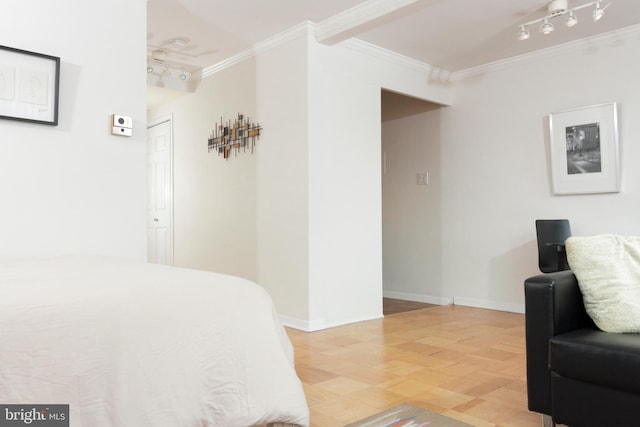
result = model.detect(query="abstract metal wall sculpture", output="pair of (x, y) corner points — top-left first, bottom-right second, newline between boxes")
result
(207, 113), (262, 159)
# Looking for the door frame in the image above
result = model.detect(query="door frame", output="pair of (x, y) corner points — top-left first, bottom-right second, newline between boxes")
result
(147, 114), (174, 265)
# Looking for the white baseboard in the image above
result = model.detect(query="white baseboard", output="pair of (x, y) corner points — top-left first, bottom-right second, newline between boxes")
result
(383, 290), (452, 306)
(279, 313), (384, 332)
(453, 296), (525, 314)
(280, 296), (524, 331)
(279, 315), (313, 331)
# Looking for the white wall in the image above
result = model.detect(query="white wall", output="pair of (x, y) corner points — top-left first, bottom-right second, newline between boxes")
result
(148, 19), (640, 325)
(441, 26), (640, 312)
(0, 0), (147, 261)
(149, 24), (452, 330)
(261, 33), (452, 329)
(150, 35), (311, 321)
(305, 40), (384, 329)
(256, 35), (311, 324)
(151, 59), (259, 280)
(381, 96), (446, 305)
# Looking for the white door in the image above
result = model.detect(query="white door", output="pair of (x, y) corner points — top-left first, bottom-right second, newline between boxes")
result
(147, 116), (174, 265)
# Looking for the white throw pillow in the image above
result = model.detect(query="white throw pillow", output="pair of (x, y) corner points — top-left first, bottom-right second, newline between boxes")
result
(565, 234), (640, 333)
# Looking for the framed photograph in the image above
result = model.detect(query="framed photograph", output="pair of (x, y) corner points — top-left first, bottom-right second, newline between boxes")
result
(549, 103), (619, 195)
(0, 45), (60, 126)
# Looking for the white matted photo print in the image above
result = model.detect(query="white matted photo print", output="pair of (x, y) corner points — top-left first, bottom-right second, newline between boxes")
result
(0, 45), (60, 126)
(549, 103), (619, 195)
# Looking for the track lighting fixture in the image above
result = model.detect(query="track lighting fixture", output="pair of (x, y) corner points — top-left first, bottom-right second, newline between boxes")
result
(517, 0), (612, 41)
(147, 63), (191, 82)
(146, 49), (191, 83)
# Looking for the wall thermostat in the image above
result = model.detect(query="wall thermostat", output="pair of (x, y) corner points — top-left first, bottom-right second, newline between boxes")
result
(111, 114), (133, 137)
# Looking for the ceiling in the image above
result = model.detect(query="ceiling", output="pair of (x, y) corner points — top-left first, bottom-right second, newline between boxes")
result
(147, 0), (640, 108)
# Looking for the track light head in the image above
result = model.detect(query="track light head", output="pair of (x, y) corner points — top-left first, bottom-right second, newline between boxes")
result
(540, 18), (554, 35)
(518, 25), (531, 40)
(566, 11), (578, 27)
(593, 2), (605, 21)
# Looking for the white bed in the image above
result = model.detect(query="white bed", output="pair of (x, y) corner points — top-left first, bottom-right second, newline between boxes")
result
(0, 255), (309, 427)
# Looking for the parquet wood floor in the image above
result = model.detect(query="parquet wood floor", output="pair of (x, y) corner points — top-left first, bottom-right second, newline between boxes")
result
(286, 305), (541, 427)
(383, 298), (437, 315)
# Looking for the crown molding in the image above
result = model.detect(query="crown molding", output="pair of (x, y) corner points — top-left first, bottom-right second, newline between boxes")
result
(315, 0), (421, 45)
(203, 19), (640, 84)
(341, 38), (450, 81)
(202, 0), (425, 77)
(201, 18), (445, 82)
(201, 21), (314, 78)
(452, 23), (640, 82)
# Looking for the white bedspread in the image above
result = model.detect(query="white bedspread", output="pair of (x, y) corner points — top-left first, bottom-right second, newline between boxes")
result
(0, 256), (309, 427)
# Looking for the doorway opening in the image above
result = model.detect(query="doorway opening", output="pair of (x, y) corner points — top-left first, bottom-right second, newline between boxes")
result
(381, 89), (444, 316)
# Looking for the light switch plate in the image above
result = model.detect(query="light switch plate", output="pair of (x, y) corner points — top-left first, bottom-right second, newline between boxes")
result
(417, 172), (428, 185)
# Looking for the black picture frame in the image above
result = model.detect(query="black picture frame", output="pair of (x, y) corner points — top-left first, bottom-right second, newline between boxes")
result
(0, 45), (60, 126)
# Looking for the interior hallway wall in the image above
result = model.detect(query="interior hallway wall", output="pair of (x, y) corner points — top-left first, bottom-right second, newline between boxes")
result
(381, 92), (446, 305)
(151, 59), (259, 280)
